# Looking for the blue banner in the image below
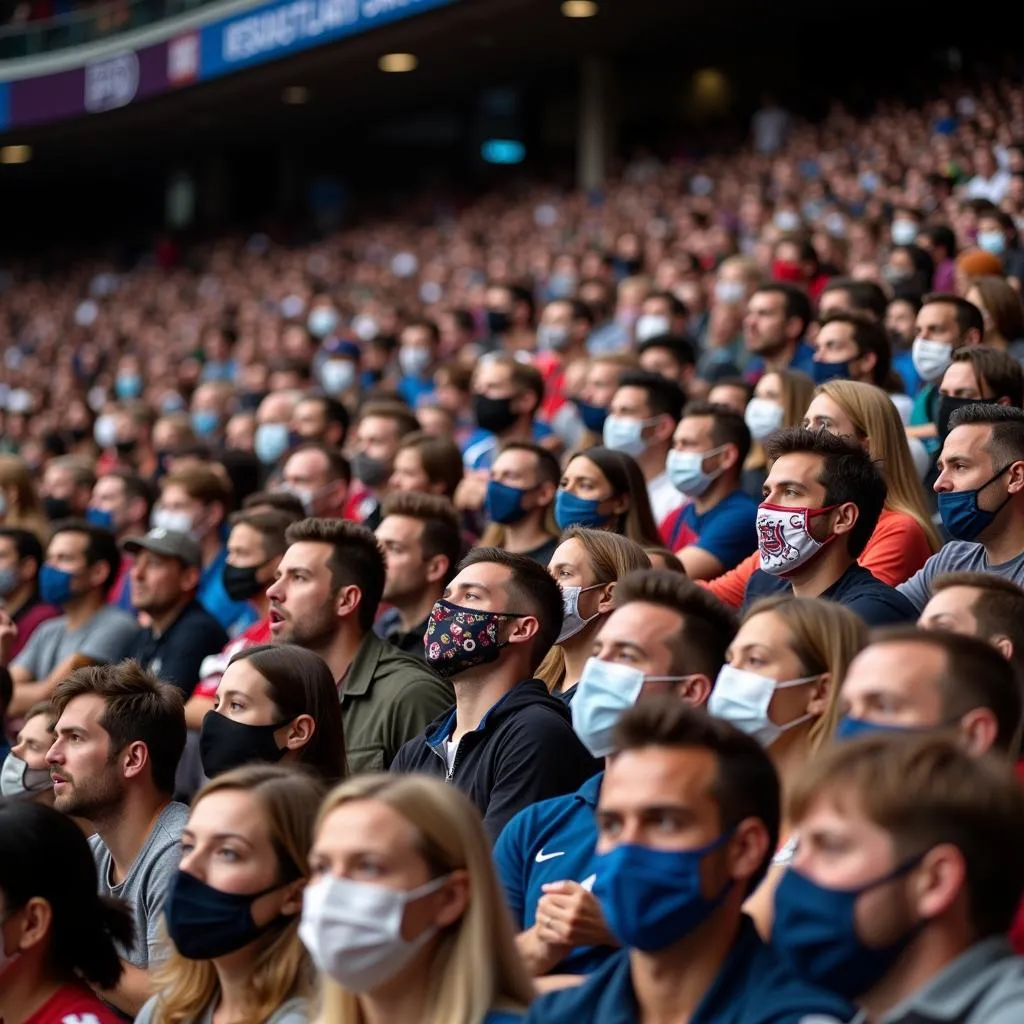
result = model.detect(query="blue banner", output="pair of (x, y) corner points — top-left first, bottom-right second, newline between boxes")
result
(199, 0), (452, 79)
(0, 83), (9, 132)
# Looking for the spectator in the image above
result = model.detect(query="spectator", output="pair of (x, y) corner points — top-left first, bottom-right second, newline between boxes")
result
(39, 455), (95, 521)
(89, 470), (155, 611)
(253, 390), (302, 468)
(388, 431), (465, 500)
(346, 400), (419, 529)
(0, 454), (49, 542)
(8, 520), (141, 716)
(268, 517), (453, 772)
(0, 699), (55, 802)
(707, 376), (754, 416)
(966, 276), (1024, 357)
(396, 319), (442, 408)
(392, 548), (596, 841)
(0, 527), (59, 659)
(743, 283), (816, 382)
(635, 292), (690, 344)
(48, 662), (188, 1016)
(817, 277), (889, 322)
(637, 334), (698, 394)
(279, 442), (350, 518)
(290, 394), (350, 450)
(573, 352), (638, 443)
(934, 346), (1024, 441)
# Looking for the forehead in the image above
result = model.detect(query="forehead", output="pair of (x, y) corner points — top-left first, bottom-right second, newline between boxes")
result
(550, 537), (585, 569)
(588, 361), (621, 384)
(280, 541), (331, 573)
(676, 415), (714, 440)
(843, 641), (946, 691)
(612, 385), (651, 410)
(57, 693), (107, 730)
(376, 515), (424, 545)
(492, 448), (536, 475)
(316, 798), (420, 852)
(602, 747), (718, 808)
(733, 609), (791, 649)
(818, 290), (850, 315)
(294, 398), (325, 418)
(219, 658), (270, 694)
(765, 451), (825, 488)
(805, 393), (847, 422)
(357, 416), (399, 439)
(48, 530), (87, 557)
(941, 423), (993, 461)
(940, 361), (980, 392)
(924, 585), (982, 618)
(188, 790), (269, 842)
(750, 291), (783, 313)
(161, 484), (196, 505)
(228, 523), (263, 549)
(600, 601), (682, 648)
(918, 302), (956, 326)
(95, 475), (126, 496)
(284, 450), (328, 476)
(475, 362), (512, 387)
(564, 455), (607, 483)
(816, 321), (855, 345)
(449, 561), (511, 592)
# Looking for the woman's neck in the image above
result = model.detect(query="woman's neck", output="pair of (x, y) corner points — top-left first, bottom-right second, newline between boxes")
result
(359, 955), (435, 1024)
(560, 618), (603, 690)
(212, 950), (262, 1023)
(771, 723), (814, 797)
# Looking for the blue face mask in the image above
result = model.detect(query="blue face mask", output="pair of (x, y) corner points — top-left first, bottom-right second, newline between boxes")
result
(39, 564), (76, 606)
(554, 489), (611, 531)
(936, 464), (1012, 542)
(592, 834), (734, 953)
(772, 859), (925, 1000)
(834, 716), (921, 742)
(484, 480), (532, 525)
(977, 230), (1006, 256)
(573, 399), (609, 433)
(115, 373), (143, 400)
(254, 422), (292, 466)
(85, 506), (115, 531)
(810, 360), (852, 386)
(191, 410), (220, 438)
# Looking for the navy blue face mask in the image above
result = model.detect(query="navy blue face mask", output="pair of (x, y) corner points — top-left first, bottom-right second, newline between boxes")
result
(936, 463), (1012, 542)
(772, 858), (926, 1000)
(809, 360), (852, 386)
(573, 399), (609, 433)
(591, 834), (733, 953)
(164, 869), (294, 960)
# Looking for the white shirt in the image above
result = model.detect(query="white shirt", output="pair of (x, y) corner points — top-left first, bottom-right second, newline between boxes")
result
(648, 472), (687, 525)
(964, 170), (1011, 205)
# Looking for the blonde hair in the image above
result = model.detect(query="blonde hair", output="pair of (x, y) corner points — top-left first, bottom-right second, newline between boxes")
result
(148, 765), (324, 1024)
(746, 370), (816, 472)
(815, 379), (941, 551)
(0, 454), (49, 542)
(313, 774), (533, 1024)
(536, 528), (651, 692)
(741, 595), (867, 750)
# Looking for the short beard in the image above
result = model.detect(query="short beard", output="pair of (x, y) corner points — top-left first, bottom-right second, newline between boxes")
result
(54, 765), (125, 826)
(280, 603), (340, 653)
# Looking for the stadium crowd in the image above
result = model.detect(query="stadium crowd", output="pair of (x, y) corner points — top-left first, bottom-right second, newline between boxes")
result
(4, 69), (1024, 1024)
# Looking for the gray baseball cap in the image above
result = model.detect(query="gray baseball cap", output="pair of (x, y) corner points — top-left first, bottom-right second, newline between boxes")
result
(122, 528), (201, 569)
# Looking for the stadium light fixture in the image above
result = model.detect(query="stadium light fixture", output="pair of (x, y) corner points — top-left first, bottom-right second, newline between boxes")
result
(0, 145), (31, 165)
(282, 86), (309, 104)
(561, 0), (597, 16)
(378, 53), (418, 73)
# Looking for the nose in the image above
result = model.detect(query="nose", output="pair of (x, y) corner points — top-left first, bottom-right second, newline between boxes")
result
(266, 577), (283, 601)
(46, 740), (62, 766)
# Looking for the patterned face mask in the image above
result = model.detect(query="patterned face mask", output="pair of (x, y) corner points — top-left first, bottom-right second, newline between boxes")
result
(423, 600), (526, 678)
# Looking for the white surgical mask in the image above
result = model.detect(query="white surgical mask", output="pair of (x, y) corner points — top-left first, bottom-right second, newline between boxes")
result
(0, 752), (52, 797)
(537, 324), (571, 352)
(603, 415), (654, 458)
(299, 873), (449, 993)
(398, 346), (432, 378)
(571, 657), (686, 757)
(94, 414), (118, 449)
(715, 280), (746, 305)
(152, 508), (196, 536)
(911, 338), (953, 384)
(320, 359), (357, 396)
(666, 446), (726, 498)
(774, 210), (801, 232)
(709, 664), (818, 747)
(556, 583), (604, 645)
(756, 503), (835, 576)
(307, 307), (340, 339)
(744, 398), (784, 441)
(891, 219), (918, 246)
(634, 314), (671, 343)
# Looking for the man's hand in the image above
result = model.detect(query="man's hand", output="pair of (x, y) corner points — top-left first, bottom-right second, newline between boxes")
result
(454, 471), (489, 512)
(535, 880), (617, 949)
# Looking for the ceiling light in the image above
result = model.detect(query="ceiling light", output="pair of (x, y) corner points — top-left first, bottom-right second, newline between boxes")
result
(561, 0), (597, 17)
(0, 145), (31, 165)
(378, 52), (417, 73)
(283, 86), (309, 104)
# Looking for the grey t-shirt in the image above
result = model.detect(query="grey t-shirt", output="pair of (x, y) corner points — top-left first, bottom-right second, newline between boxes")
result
(135, 995), (308, 1024)
(90, 801), (189, 968)
(897, 541), (1024, 612)
(13, 604), (142, 679)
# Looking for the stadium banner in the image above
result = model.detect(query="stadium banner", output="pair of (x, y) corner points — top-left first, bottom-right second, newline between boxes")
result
(0, 83), (9, 132)
(7, 41), (178, 128)
(198, 0), (453, 79)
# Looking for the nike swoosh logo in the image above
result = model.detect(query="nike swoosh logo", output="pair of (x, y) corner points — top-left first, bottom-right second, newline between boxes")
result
(535, 849), (565, 863)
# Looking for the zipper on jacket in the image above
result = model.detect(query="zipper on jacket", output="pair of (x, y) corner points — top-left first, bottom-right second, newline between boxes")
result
(429, 736), (467, 784)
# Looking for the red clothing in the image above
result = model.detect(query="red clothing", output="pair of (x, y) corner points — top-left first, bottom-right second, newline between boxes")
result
(22, 983), (123, 1024)
(192, 617), (272, 699)
(11, 598), (61, 659)
(343, 484), (378, 524)
(1012, 760), (1024, 954)
(658, 507), (699, 551)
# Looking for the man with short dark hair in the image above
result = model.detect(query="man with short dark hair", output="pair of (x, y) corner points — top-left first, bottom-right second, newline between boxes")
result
(392, 547), (595, 841)
(290, 394), (350, 450)
(496, 570), (737, 978)
(810, 310), (895, 390)
(660, 402), (758, 578)
(0, 528), (59, 659)
(88, 470), (154, 611)
(396, 319), (442, 408)
(345, 401), (419, 528)
(817, 277), (889, 321)
(279, 442), (350, 518)
(743, 282), (816, 382)
(637, 334), (698, 393)
(933, 347), (1024, 441)
(267, 517), (452, 771)
(7, 522), (141, 717)
(48, 662), (188, 1015)
(635, 292), (689, 344)
(526, 699), (854, 1023)
(744, 429), (916, 624)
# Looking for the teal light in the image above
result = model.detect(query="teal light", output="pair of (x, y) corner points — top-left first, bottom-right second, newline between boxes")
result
(482, 139), (525, 164)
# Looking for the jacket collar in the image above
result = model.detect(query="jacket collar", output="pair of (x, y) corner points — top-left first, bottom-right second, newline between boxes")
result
(340, 630), (384, 698)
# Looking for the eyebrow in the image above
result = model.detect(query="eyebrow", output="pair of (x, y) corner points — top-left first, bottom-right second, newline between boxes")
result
(455, 582), (492, 594)
(603, 640), (646, 656)
(56, 725), (86, 738)
(181, 830), (255, 847)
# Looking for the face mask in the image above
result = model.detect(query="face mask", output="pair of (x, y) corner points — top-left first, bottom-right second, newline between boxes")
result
(0, 752), (53, 797)
(39, 564), (76, 606)
(351, 452), (389, 489)
(254, 423), (292, 466)
(936, 464), (1012, 542)
(486, 309), (511, 336)
(42, 496), (72, 522)
(114, 438), (138, 459)
(772, 859), (925, 1000)
(222, 563), (266, 603)
(239, 391), (267, 413)
(0, 566), (18, 598)
(603, 415), (654, 458)
(321, 359), (357, 396)
(152, 507), (195, 536)
(191, 410), (220, 438)
(554, 489), (611, 531)
(299, 873), (449, 993)
(809, 360), (852, 386)
(772, 260), (805, 284)
(424, 599), (523, 678)
(635, 314), (671, 343)
(715, 280), (746, 305)
(94, 414), (118, 450)
(556, 584), (603, 645)
(934, 395), (991, 441)
(592, 834), (733, 952)
(399, 347), (432, 378)
(756, 502), (838, 576)
(911, 339), (953, 384)
(537, 324), (571, 352)
(85, 506), (116, 531)
(834, 716), (925, 742)
(774, 210), (801, 232)
(165, 869), (292, 960)
(667, 447), (726, 498)
(308, 307), (340, 339)
(709, 665), (818, 747)
(114, 373), (143, 400)
(891, 219), (919, 246)
(977, 230), (1006, 256)
(484, 480), (532, 525)
(744, 398), (784, 441)
(548, 274), (577, 299)
(573, 399), (608, 433)
(200, 710), (289, 778)
(571, 657), (685, 757)
(474, 394), (519, 435)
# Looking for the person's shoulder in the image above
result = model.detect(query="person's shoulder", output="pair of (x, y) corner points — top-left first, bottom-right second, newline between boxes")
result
(34, 982), (128, 1024)
(153, 801), (190, 843)
(92, 605), (142, 629)
(746, 941), (856, 1023)
(267, 996), (310, 1024)
(525, 953), (628, 1021)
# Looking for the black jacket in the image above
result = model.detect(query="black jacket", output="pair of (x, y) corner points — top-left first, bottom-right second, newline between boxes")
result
(391, 678), (599, 842)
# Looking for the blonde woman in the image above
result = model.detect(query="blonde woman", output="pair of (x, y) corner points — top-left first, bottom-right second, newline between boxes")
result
(0, 454), (49, 542)
(301, 774), (533, 1024)
(537, 528), (651, 702)
(707, 379), (939, 606)
(136, 764), (324, 1024)
(709, 595), (867, 937)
